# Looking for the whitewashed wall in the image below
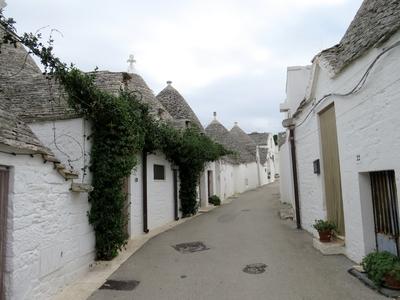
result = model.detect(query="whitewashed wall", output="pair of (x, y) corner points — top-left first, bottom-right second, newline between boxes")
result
(278, 140), (295, 207)
(215, 160), (235, 201)
(283, 31), (400, 262)
(130, 152), (176, 237)
(232, 162), (259, 194)
(0, 150), (95, 300)
(29, 118), (91, 184)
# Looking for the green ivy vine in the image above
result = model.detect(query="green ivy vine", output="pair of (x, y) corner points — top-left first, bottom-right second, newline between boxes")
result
(1, 13), (229, 260)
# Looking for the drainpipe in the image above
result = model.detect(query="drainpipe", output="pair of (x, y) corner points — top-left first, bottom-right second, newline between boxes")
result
(142, 150), (149, 233)
(172, 165), (179, 221)
(289, 128), (302, 229)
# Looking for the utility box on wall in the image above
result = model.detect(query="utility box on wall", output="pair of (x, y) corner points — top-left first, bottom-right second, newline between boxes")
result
(313, 159), (320, 174)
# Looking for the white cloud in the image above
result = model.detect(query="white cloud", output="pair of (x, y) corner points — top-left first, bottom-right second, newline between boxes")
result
(5, 0), (359, 133)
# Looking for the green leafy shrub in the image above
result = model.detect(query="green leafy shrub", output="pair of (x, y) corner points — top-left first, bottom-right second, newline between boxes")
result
(312, 219), (337, 232)
(362, 251), (400, 286)
(209, 195), (221, 206)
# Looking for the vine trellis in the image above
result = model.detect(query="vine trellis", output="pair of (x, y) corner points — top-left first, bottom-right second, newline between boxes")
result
(0, 13), (229, 260)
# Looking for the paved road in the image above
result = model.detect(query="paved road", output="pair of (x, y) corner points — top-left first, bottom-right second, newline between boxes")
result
(89, 182), (384, 300)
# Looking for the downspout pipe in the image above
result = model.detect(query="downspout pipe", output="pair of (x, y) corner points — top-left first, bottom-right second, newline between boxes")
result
(142, 150), (149, 233)
(172, 165), (179, 221)
(289, 128), (302, 229)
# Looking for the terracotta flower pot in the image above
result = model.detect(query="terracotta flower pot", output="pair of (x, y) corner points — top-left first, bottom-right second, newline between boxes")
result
(384, 274), (400, 290)
(318, 230), (332, 242)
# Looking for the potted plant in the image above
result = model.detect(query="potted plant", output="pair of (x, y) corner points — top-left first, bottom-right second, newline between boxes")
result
(312, 219), (337, 242)
(208, 195), (221, 206)
(362, 251), (400, 289)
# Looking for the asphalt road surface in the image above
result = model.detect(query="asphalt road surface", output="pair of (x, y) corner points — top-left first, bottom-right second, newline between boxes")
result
(89, 182), (384, 300)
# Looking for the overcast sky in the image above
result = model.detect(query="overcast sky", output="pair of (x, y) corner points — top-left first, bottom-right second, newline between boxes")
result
(4, 0), (363, 133)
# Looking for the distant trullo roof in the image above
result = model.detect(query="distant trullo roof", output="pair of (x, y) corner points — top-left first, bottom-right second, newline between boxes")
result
(248, 132), (271, 165)
(156, 82), (204, 130)
(205, 115), (255, 163)
(248, 132), (271, 146)
(315, 0), (400, 75)
(229, 123), (257, 163)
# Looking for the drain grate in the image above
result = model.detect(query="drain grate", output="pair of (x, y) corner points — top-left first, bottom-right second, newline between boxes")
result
(172, 241), (209, 253)
(243, 263), (267, 274)
(100, 279), (140, 291)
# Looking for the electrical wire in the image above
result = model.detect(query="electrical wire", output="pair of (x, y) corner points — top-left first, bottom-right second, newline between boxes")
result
(293, 40), (400, 129)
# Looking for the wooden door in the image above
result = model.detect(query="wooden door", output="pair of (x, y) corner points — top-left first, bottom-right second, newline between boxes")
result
(0, 167), (9, 300)
(319, 104), (345, 235)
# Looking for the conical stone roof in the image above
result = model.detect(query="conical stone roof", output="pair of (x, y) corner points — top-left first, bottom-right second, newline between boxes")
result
(205, 117), (254, 163)
(248, 132), (271, 165)
(230, 123), (257, 162)
(156, 82), (203, 130)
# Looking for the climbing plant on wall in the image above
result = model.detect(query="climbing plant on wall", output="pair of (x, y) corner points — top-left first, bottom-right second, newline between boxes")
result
(0, 13), (229, 259)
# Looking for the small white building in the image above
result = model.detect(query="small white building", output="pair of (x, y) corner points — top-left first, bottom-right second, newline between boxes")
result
(156, 81), (216, 208)
(279, 0), (400, 263)
(248, 132), (279, 184)
(205, 114), (261, 201)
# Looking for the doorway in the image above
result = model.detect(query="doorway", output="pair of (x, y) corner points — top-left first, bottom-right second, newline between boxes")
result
(207, 171), (213, 199)
(319, 104), (345, 236)
(370, 170), (399, 256)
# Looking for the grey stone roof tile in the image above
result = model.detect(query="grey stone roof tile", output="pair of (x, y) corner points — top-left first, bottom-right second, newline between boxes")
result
(229, 124), (257, 163)
(0, 102), (52, 155)
(248, 132), (271, 165)
(205, 119), (256, 164)
(156, 82), (204, 130)
(315, 0), (400, 75)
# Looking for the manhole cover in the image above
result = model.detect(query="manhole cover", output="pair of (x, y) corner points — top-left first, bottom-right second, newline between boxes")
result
(172, 241), (209, 253)
(243, 263), (267, 274)
(100, 280), (140, 291)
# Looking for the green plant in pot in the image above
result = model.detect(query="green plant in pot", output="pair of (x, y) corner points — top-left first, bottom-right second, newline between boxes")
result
(209, 195), (221, 206)
(312, 219), (337, 242)
(362, 251), (400, 289)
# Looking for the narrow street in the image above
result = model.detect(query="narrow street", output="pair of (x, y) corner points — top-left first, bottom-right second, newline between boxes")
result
(89, 182), (383, 300)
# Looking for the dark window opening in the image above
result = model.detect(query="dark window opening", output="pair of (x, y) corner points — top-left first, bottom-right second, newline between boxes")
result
(153, 164), (165, 180)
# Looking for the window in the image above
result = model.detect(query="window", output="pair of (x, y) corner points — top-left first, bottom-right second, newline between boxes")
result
(153, 164), (165, 180)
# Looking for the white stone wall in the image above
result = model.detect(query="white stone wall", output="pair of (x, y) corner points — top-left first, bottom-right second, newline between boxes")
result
(130, 152), (176, 237)
(29, 118), (91, 184)
(0, 150), (94, 300)
(278, 139), (295, 207)
(233, 162), (259, 194)
(282, 31), (400, 262)
(215, 160), (236, 201)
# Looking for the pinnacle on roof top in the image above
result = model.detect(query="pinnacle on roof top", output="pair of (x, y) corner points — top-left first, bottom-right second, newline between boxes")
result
(213, 112), (217, 120)
(167, 81), (172, 85)
(127, 54), (137, 74)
